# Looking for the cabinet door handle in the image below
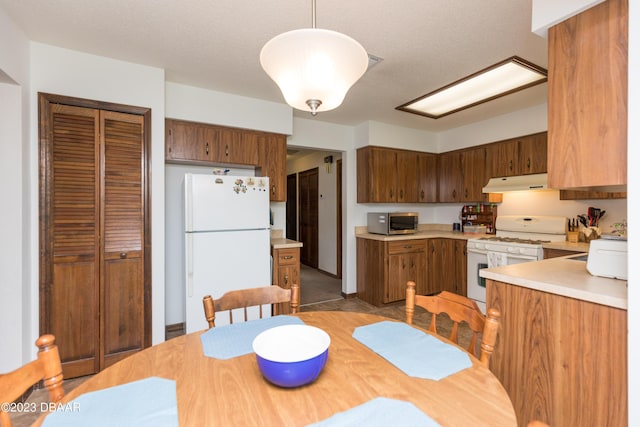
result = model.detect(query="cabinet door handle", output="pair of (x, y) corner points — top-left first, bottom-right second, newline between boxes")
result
(120, 252), (127, 259)
(225, 144), (229, 156)
(452, 189), (457, 199)
(389, 189), (393, 199)
(271, 185), (276, 195)
(464, 189), (468, 198)
(205, 142), (209, 155)
(404, 245), (412, 249)
(420, 190), (425, 200)
(399, 189), (404, 199)
(284, 274), (289, 284)
(282, 256), (294, 260)
(527, 158), (531, 169)
(509, 159), (513, 171)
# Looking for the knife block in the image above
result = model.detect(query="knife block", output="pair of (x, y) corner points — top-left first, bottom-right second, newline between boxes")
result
(566, 231), (579, 243)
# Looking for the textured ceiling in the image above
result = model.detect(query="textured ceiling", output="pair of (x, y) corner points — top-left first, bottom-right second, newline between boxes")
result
(0, 0), (548, 132)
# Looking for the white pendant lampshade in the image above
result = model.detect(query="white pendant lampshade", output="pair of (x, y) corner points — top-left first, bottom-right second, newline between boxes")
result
(260, 3), (368, 115)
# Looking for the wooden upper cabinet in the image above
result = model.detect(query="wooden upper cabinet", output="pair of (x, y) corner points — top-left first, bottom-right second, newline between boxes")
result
(461, 147), (486, 202)
(518, 132), (547, 175)
(486, 138), (519, 178)
(166, 119), (258, 166)
(257, 133), (287, 202)
(215, 126), (259, 165)
(417, 152), (438, 203)
(165, 118), (287, 201)
(437, 151), (463, 203)
(485, 132), (547, 178)
(166, 119), (211, 162)
(357, 146), (437, 203)
(396, 150), (419, 203)
(547, 0), (627, 191)
(357, 146), (397, 203)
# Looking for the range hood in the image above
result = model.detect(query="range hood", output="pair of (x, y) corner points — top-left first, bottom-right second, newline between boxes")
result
(482, 173), (548, 193)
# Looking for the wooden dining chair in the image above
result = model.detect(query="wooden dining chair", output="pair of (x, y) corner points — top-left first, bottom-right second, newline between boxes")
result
(405, 281), (500, 367)
(203, 283), (300, 328)
(0, 335), (64, 427)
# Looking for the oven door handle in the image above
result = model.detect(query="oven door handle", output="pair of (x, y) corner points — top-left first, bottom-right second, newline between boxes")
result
(467, 247), (538, 261)
(467, 247), (487, 255)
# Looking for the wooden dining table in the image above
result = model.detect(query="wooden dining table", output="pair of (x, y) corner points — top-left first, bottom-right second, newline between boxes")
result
(35, 311), (516, 426)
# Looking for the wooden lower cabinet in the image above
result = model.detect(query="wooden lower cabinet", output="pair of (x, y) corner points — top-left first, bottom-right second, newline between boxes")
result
(356, 238), (427, 306)
(487, 280), (627, 427)
(427, 239), (467, 296)
(542, 248), (584, 259)
(357, 237), (468, 306)
(271, 247), (300, 314)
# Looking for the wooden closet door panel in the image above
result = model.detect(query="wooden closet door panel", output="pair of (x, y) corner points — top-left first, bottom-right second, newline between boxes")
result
(51, 262), (99, 376)
(101, 111), (145, 366)
(45, 104), (101, 376)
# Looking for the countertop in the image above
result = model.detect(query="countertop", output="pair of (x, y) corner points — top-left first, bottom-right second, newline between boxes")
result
(270, 228), (303, 249)
(480, 255), (627, 310)
(270, 238), (303, 249)
(355, 224), (488, 241)
(355, 225), (593, 253)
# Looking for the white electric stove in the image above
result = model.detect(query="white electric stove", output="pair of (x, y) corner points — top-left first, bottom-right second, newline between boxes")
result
(466, 215), (567, 312)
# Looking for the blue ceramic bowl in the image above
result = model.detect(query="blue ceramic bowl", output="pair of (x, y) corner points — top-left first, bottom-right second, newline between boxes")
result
(252, 324), (330, 388)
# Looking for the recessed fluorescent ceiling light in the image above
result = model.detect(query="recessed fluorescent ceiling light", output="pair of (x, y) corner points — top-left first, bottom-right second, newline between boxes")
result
(396, 56), (547, 119)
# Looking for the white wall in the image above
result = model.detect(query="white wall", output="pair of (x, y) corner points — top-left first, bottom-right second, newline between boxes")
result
(29, 43), (167, 350)
(498, 191), (626, 232)
(437, 103), (548, 152)
(0, 82), (24, 371)
(531, 0), (605, 36)
(0, 7), (31, 371)
(165, 82), (292, 135)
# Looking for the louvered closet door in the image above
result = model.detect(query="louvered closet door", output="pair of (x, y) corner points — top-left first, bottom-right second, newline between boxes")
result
(45, 104), (101, 378)
(41, 101), (147, 378)
(101, 111), (146, 368)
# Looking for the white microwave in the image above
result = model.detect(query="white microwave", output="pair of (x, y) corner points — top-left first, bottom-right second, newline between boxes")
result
(367, 212), (418, 235)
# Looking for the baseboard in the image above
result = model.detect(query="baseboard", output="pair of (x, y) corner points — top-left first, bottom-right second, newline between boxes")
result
(165, 322), (185, 338)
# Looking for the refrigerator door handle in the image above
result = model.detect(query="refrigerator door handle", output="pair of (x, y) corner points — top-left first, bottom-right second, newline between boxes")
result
(186, 233), (194, 297)
(185, 173), (193, 232)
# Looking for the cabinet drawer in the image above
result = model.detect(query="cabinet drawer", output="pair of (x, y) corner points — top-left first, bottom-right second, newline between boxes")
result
(387, 239), (426, 255)
(275, 248), (299, 266)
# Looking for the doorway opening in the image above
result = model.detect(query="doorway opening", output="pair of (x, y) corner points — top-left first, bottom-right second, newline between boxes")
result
(286, 148), (343, 305)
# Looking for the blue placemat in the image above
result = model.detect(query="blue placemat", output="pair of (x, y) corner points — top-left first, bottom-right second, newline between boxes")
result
(200, 315), (305, 359)
(42, 377), (178, 427)
(352, 321), (472, 380)
(307, 397), (441, 427)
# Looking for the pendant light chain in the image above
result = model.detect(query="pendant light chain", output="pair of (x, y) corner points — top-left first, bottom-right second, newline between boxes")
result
(311, 0), (316, 29)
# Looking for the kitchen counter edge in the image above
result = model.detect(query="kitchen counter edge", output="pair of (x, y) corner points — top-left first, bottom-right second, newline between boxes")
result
(270, 238), (303, 249)
(355, 230), (485, 241)
(480, 256), (627, 310)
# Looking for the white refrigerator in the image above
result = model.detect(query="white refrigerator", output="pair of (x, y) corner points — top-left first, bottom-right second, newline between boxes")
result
(184, 173), (271, 333)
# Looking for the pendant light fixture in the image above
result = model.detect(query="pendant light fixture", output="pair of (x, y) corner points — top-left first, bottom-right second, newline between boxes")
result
(260, 0), (369, 116)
